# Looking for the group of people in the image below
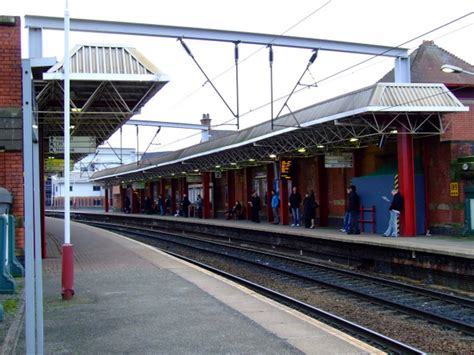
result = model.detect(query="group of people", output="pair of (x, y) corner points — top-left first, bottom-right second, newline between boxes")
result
(125, 184), (403, 236)
(288, 187), (319, 228)
(341, 185), (403, 237)
(124, 193), (204, 218)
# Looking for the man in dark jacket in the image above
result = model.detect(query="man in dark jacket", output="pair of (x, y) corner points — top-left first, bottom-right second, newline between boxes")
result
(181, 193), (191, 217)
(249, 191), (261, 223)
(288, 186), (302, 226)
(383, 188), (403, 237)
(347, 185), (360, 235)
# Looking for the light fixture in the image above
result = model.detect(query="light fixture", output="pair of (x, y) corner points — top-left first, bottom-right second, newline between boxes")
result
(215, 165), (221, 169)
(349, 137), (359, 142)
(297, 147), (306, 153)
(248, 158), (255, 162)
(193, 169), (199, 172)
(316, 145), (324, 149)
(70, 125), (75, 129)
(440, 64), (474, 75)
(171, 173), (175, 176)
(182, 171), (186, 174)
(440, 64), (462, 74)
(389, 129), (398, 134)
(269, 154), (277, 159)
(230, 162), (237, 166)
(71, 107), (82, 113)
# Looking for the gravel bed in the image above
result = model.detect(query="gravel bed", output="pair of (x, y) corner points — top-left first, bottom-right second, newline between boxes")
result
(180, 248), (474, 354)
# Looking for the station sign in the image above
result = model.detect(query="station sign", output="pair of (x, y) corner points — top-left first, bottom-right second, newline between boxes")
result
(324, 153), (353, 168)
(132, 181), (145, 190)
(49, 136), (96, 154)
(44, 158), (73, 173)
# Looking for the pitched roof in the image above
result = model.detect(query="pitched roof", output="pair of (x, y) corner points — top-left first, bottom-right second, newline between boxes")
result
(380, 40), (474, 85)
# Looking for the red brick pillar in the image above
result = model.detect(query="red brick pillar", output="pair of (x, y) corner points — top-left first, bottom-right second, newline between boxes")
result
(227, 171), (235, 210)
(279, 179), (289, 225)
(317, 155), (329, 226)
(244, 167), (252, 220)
(171, 179), (177, 214)
(202, 172), (211, 219)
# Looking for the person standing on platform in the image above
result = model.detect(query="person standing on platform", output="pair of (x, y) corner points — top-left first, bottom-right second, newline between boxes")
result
(271, 189), (280, 224)
(123, 195), (131, 214)
(158, 195), (165, 215)
(249, 191), (261, 223)
(340, 187), (352, 233)
(382, 188), (403, 237)
(309, 190), (319, 229)
(181, 193), (191, 217)
(302, 192), (313, 228)
(289, 186), (302, 226)
(196, 194), (203, 218)
(347, 185), (361, 235)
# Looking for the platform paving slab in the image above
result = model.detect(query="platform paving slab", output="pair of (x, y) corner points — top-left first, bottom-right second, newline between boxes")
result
(12, 218), (381, 354)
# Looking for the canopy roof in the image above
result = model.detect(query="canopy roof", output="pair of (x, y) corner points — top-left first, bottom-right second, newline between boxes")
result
(91, 82), (467, 184)
(35, 44), (169, 160)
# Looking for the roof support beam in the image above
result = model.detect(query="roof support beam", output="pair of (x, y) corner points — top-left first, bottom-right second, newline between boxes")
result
(125, 119), (208, 130)
(24, 15), (409, 58)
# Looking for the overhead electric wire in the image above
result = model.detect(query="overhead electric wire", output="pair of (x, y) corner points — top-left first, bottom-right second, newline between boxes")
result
(146, 11), (473, 152)
(170, 0), (332, 109)
(211, 11), (474, 129)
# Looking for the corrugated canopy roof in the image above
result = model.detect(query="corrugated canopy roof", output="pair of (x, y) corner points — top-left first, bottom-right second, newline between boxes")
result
(91, 82), (467, 184)
(35, 44), (169, 160)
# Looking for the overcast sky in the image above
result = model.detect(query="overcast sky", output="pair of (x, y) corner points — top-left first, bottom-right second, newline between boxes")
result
(3, 0), (474, 152)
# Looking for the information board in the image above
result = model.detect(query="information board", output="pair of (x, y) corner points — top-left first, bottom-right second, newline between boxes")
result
(324, 153), (353, 168)
(280, 159), (294, 180)
(49, 136), (96, 154)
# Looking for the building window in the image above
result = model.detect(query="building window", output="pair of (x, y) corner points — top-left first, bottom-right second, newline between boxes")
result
(69, 186), (73, 192)
(93, 185), (101, 192)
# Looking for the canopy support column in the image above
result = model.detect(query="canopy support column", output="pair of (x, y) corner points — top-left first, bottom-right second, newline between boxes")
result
(202, 172), (211, 219)
(397, 128), (416, 236)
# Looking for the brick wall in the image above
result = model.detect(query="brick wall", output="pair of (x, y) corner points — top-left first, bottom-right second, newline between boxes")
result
(0, 16), (23, 250)
(441, 105), (474, 142)
(0, 152), (24, 248)
(0, 17), (21, 107)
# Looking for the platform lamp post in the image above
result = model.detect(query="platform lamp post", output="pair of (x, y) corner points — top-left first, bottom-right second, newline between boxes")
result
(440, 64), (474, 76)
(62, 0), (74, 300)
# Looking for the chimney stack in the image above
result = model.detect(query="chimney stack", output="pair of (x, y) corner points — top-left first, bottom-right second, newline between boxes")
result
(200, 113), (211, 142)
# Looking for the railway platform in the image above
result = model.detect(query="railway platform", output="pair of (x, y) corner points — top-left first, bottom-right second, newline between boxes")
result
(12, 217), (380, 354)
(46, 210), (474, 292)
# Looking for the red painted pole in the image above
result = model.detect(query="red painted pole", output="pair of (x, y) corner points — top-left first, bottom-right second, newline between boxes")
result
(397, 129), (417, 236)
(104, 188), (109, 212)
(61, 244), (74, 300)
(266, 164), (274, 222)
(202, 172), (211, 218)
(317, 155), (329, 226)
(279, 179), (289, 225)
(227, 171), (235, 210)
(244, 168), (252, 220)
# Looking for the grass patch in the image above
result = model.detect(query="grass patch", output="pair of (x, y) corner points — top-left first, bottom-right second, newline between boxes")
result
(3, 299), (18, 314)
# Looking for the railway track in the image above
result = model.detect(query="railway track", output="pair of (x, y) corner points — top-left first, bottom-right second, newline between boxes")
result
(87, 222), (425, 354)
(85, 220), (474, 352)
(84, 222), (474, 350)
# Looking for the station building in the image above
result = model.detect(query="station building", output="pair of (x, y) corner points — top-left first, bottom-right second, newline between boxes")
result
(91, 41), (474, 237)
(1, 15), (474, 257)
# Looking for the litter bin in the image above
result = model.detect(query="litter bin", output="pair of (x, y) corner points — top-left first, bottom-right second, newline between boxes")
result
(0, 187), (15, 294)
